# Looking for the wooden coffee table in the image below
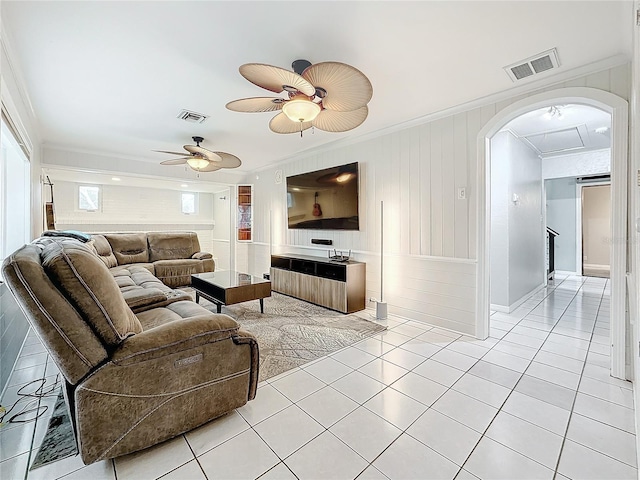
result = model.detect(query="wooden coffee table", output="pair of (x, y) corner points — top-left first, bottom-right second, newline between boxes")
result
(191, 270), (271, 313)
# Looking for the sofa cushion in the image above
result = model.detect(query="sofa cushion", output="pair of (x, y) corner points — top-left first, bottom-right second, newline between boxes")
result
(110, 263), (155, 276)
(111, 265), (191, 312)
(91, 234), (118, 268)
(41, 239), (142, 347)
(103, 233), (149, 265)
(153, 259), (204, 288)
(147, 232), (201, 262)
(135, 300), (226, 330)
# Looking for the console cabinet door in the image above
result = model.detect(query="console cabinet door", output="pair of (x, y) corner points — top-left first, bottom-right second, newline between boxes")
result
(297, 273), (319, 304)
(271, 268), (298, 297)
(317, 278), (346, 312)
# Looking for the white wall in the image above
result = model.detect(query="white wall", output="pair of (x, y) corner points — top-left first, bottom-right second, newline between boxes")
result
(507, 134), (544, 305)
(212, 188), (231, 270)
(490, 131), (544, 310)
(490, 132), (510, 307)
(542, 149), (611, 179)
(1, 28), (42, 238)
(240, 64), (630, 335)
(53, 180), (221, 257)
(546, 178), (578, 272)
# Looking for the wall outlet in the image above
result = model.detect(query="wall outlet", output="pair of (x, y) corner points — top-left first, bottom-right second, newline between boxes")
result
(457, 187), (466, 200)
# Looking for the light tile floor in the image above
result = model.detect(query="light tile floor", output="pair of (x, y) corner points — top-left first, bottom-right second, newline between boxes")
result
(0, 274), (636, 479)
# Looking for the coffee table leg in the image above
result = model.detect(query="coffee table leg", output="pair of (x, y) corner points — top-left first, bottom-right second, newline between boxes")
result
(195, 292), (200, 303)
(217, 303), (222, 313)
(260, 298), (264, 313)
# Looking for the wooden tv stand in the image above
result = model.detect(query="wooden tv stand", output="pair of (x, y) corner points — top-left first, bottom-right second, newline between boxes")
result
(270, 254), (365, 313)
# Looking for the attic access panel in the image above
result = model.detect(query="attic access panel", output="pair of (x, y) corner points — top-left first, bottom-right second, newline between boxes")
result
(524, 127), (585, 154)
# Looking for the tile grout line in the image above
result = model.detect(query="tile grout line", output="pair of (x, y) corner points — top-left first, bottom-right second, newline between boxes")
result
(455, 275), (587, 476)
(551, 278), (604, 476)
(181, 433), (209, 480)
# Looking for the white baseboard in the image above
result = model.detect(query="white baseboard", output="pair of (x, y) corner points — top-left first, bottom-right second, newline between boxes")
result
(491, 283), (546, 314)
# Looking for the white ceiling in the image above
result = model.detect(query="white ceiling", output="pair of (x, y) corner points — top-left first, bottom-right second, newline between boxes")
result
(503, 104), (611, 156)
(1, 1), (632, 173)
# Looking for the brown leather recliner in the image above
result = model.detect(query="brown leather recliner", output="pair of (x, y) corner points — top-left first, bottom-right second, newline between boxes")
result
(1, 237), (258, 464)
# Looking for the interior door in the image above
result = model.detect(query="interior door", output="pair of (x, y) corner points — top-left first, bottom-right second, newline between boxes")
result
(582, 184), (611, 278)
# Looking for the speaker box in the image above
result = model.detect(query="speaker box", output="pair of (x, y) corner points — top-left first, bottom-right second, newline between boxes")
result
(311, 239), (332, 245)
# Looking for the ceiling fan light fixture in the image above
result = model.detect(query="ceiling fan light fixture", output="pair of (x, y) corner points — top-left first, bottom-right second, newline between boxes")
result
(187, 157), (210, 170)
(336, 172), (354, 183)
(282, 97), (321, 123)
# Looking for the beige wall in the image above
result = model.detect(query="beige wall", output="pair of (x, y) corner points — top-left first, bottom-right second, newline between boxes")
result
(582, 184), (611, 267)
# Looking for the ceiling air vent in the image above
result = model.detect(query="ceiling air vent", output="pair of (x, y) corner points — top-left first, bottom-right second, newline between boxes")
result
(504, 48), (560, 82)
(177, 109), (209, 124)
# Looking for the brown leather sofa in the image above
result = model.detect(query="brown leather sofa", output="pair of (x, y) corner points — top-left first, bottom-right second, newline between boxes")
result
(2, 237), (259, 464)
(91, 232), (215, 287)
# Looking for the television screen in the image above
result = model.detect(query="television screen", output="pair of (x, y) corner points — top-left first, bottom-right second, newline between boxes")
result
(286, 162), (359, 230)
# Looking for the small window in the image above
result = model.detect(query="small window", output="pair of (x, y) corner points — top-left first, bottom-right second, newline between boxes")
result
(181, 192), (197, 214)
(78, 185), (100, 211)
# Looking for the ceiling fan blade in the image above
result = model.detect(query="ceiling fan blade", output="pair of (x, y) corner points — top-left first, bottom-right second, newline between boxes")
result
(269, 112), (313, 135)
(313, 106), (369, 133)
(226, 97), (286, 113)
(196, 162), (222, 173)
(302, 62), (373, 112)
(154, 150), (189, 156)
(239, 63), (316, 96)
(183, 145), (223, 162)
(211, 152), (242, 169)
(160, 157), (190, 165)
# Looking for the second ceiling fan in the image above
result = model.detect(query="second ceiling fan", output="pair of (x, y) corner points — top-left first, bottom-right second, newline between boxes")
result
(155, 136), (241, 173)
(226, 59), (373, 136)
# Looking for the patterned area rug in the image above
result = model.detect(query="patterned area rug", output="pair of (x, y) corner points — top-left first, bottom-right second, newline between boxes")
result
(31, 292), (385, 466)
(30, 389), (77, 470)
(195, 291), (387, 382)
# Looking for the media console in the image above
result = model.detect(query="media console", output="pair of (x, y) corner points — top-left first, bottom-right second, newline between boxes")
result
(270, 254), (365, 313)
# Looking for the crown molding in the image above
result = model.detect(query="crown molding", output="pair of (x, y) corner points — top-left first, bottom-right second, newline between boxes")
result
(251, 54), (630, 174)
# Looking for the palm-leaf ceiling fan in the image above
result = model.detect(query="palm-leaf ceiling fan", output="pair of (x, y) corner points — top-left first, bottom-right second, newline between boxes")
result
(226, 59), (373, 136)
(155, 136), (241, 172)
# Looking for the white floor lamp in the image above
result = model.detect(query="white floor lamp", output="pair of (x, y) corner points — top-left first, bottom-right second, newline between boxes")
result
(376, 200), (388, 320)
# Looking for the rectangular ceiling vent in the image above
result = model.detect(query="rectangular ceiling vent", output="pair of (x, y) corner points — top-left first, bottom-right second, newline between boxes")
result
(504, 48), (560, 82)
(177, 109), (209, 124)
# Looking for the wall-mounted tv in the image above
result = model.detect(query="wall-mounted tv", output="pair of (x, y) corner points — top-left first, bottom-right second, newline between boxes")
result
(287, 162), (359, 230)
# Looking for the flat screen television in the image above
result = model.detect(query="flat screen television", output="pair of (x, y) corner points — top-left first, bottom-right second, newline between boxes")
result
(287, 162), (359, 230)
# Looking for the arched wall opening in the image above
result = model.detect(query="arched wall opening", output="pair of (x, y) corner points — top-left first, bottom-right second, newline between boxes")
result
(476, 87), (629, 379)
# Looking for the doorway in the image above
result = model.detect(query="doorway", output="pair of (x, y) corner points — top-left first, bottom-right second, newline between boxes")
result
(581, 183), (611, 278)
(476, 87), (629, 379)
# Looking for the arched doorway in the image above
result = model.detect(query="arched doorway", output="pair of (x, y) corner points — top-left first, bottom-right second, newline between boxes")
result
(476, 87), (629, 379)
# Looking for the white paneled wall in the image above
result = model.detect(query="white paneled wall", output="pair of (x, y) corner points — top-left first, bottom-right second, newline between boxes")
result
(53, 180), (226, 258)
(241, 64), (630, 336)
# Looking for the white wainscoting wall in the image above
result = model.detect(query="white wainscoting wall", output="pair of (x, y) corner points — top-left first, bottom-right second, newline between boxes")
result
(238, 63), (630, 337)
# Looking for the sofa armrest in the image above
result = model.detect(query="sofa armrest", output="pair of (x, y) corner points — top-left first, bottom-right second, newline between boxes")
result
(111, 314), (238, 365)
(192, 252), (213, 260)
(75, 313), (257, 463)
(233, 329), (259, 400)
